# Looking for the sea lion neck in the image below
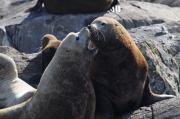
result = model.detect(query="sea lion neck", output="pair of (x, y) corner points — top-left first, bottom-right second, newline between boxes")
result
(21, 45), (94, 119)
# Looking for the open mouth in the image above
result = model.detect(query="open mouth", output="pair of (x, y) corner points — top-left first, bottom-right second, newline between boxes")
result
(87, 40), (96, 51)
(88, 25), (104, 44)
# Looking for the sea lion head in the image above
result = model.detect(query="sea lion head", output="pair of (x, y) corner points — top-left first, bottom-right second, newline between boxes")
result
(41, 34), (61, 71)
(60, 27), (96, 56)
(88, 17), (132, 52)
(41, 34), (60, 49)
(0, 53), (18, 79)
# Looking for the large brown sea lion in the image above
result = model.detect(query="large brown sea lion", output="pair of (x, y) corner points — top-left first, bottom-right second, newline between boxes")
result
(28, 0), (118, 14)
(87, 17), (175, 118)
(41, 34), (61, 71)
(0, 28), (96, 119)
(0, 53), (36, 109)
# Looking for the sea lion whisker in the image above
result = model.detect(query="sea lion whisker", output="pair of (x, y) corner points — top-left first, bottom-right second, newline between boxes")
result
(94, 30), (99, 41)
(97, 32), (100, 41)
(99, 30), (106, 42)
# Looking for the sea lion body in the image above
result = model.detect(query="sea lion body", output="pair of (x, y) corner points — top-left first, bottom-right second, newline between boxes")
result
(41, 34), (61, 71)
(29, 0), (118, 14)
(88, 17), (174, 118)
(0, 53), (36, 109)
(0, 28), (96, 119)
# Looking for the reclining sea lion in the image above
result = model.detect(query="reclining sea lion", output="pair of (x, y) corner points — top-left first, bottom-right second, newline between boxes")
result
(0, 53), (36, 109)
(28, 0), (118, 14)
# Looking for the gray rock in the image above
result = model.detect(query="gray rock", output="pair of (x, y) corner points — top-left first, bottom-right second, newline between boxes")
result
(0, 26), (10, 46)
(129, 23), (179, 95)
(119, 96), (180, 119)
(5, 14), (102, 53)
(123, 0), (180, 7)
(154, 0), (180, 7)
(106, 1), (180, 28)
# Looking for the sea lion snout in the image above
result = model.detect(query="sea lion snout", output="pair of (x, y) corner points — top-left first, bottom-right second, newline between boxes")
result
(78, 27), (96, 52)
(87, 24), (98, 31)
(79, 27), (90, 37)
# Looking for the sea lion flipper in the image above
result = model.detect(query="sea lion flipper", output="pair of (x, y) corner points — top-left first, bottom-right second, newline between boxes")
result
(95, 94), (114, 119)
(141, 75), (175, 106)
(0, 99), (28, 119)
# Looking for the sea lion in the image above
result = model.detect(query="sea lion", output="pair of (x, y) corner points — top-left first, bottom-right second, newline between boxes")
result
(87, 17), (175, 118)
(0, 27), (96, 119)
(28, 0), (118, 14)
(41, 34), (61, 71)
(0, 53), (36, 109)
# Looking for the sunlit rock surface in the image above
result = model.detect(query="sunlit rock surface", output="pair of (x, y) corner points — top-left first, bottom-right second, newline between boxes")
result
(124, 0), (180, 7)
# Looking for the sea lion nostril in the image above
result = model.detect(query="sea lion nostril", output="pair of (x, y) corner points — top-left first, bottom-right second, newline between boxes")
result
(87, 25), (91, 29)
(76, 36), (80, 41)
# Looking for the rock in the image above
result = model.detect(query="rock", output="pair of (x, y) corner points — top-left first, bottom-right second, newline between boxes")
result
(106, 1), (180, 29)
(124, 0), (180, 7)
(154, 0), (180, 7)
(0, 46), (42, 87)
(0, 0), (36, 21)
(119, 96), (180, 119)
(4, 14), (102, 53)
(0, 26), (10, 46)
(129, 23), (179, 95)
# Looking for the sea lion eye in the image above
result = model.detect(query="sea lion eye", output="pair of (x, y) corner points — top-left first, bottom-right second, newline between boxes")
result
(101, 22), (106, 26)
(76, 36), (79, 41)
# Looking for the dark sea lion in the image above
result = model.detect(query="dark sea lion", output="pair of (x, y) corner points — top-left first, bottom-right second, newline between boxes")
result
(87, 17), (175, 118)
(28, 0), (118, 14)
(0, 28), (96, 119)
(41, 34), (61, 71)
(0, 53), (36, 109)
